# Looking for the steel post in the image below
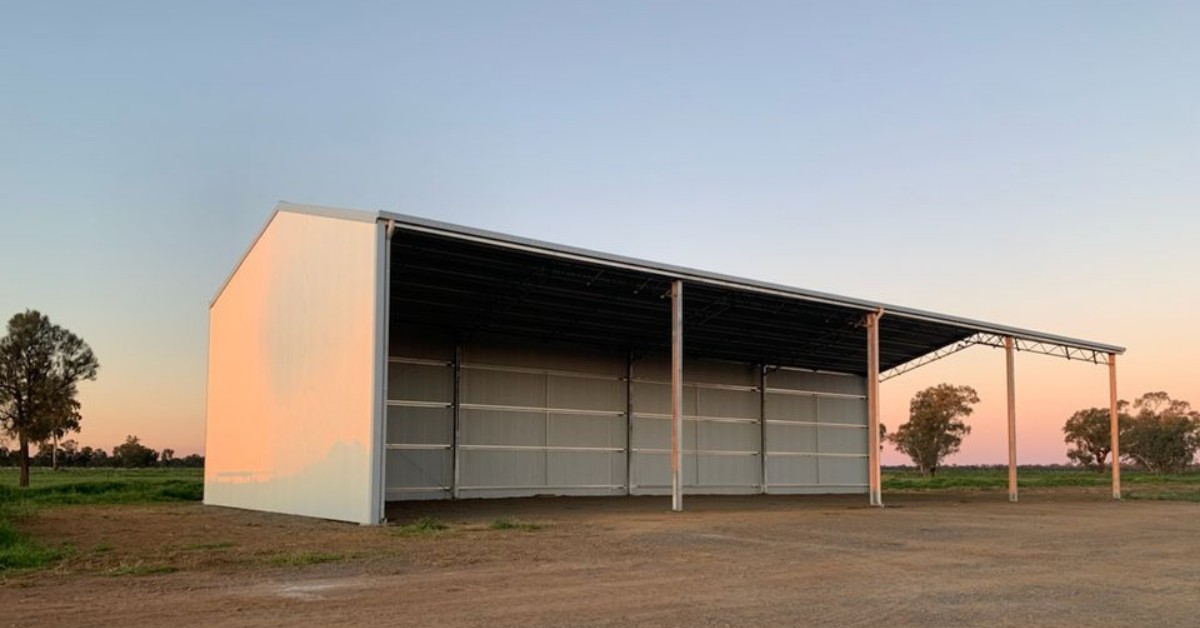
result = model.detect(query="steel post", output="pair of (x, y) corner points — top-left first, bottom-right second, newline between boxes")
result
(671, 280), (683, 512)
(760, 364), (768, 494)
(866, 310), (883, 507)
(1109, 353), (1121, 500)
(626, 350), (634, 496)
(1005, 336), (1018, 503)
(451, 341), (462, 499)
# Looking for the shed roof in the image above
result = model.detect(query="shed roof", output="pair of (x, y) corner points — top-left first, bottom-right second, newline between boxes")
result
(218, 202), (1124, 375)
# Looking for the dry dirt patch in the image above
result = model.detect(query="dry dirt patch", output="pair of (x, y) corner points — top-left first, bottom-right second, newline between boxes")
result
(3, 491), (1199, 628)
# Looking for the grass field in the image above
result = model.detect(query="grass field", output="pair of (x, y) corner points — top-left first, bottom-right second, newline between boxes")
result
(0, 467), (202, 570)
(882, 465), (1200, 495)
(2, 465), (1199, 572)
(0, 467), (202, 502)
(8, 465), (1198, 501)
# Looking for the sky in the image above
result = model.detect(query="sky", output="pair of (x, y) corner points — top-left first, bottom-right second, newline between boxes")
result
(1, 1), (1197, 464)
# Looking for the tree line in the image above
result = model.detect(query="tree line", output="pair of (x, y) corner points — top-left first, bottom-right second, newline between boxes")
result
(0, 434), (204, 469)
(1062, 391), (1200, 474)
(887, 384), (1200, 476)
(5, 308), (1196, 480)
(0, 311), (199, 479)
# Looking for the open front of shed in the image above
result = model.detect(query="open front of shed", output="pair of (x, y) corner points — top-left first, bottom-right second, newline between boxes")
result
(204, 203), (1125, 524)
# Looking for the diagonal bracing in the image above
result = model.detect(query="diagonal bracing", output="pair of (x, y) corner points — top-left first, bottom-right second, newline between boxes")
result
(880, 332), (1113, 382)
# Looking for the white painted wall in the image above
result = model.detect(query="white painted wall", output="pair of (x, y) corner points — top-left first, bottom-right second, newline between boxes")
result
(205, 208), (382, 524)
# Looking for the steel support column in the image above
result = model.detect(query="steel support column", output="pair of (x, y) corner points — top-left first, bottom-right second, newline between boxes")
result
(451, 341), (462, 499)
(866, 310), (883, 507)
(371, 219), (395, 523)
(759, 365), (768, 495)
(670, 279), (684, 512)
(626, 350), (634, 496)
(1109, 353), (1121, 500)
(1005, 336), (1018, 503)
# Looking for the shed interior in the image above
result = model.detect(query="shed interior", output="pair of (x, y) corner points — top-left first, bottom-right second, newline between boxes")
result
(388, 230), (975, 375)
(382, 231), (972, 501)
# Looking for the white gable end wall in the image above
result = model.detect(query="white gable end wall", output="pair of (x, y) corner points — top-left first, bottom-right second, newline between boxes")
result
(205, 209), (382, 524)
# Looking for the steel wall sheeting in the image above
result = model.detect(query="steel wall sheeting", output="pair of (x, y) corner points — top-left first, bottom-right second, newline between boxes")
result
(387, 333), (628, 500)
(458, 337), (627, 498)
(386, 331), (868, 501)
(764, 369), (869, 494)
(386, 406), (451, 445)
(204, 211), (381, 523)
(385, 327), (456, 501)
(630, 356), (761, 495)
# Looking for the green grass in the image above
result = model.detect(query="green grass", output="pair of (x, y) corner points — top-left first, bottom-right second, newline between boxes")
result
(0, 467), (202, 488)
(177, 541), (236, 551)
(0, 511), (69, 571)
(0, 468), (203, 506)
(394, 516), (449, 538)
(267, 550), (346, 566)
(488, 518), (543, 532)
(882, 466), (1200, 492)
(102, 562), (178, 577)
(0, 468), (204, 573)
(1125, 489), (1200, 502)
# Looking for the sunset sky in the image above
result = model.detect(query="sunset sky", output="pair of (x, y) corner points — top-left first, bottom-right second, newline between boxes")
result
(1, 1), (1197, 464)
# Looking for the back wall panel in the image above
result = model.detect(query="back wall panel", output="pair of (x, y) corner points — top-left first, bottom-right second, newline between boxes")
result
(387, 333), (868, 500)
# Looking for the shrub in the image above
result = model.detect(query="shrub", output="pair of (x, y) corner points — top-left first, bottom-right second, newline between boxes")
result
(489, 518), (542, 532)
(394, 516), (449, 537)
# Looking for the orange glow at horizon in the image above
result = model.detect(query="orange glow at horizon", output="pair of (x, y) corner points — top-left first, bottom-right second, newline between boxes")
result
(27, 232), (1199, 467)
(57, 301), (1197, 466)
(881, 313), (1197, 465)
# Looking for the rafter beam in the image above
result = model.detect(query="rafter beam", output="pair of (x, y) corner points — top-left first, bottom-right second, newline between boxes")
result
(881, 332), (1113, 382)
(880, 336), (982, 381)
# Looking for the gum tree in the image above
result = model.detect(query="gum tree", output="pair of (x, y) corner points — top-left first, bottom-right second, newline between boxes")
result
(1121, 392), (1200, 474)
(1063, 404), (1129, 472)
(889, 384), (980, 476)
(0, 310), (99, 486)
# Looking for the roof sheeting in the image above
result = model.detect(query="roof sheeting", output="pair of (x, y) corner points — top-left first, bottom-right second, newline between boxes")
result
(222, 202), (1122, 374)
(389, 229), (980, 373)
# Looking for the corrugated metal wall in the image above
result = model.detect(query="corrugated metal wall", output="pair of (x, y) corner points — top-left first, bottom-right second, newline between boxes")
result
(629, 356), (761, 495)
(385, 329), (868, 501)
(457, 339), (627, 498)
(763, 368), (869, 493)
(383, 327), (456, 500)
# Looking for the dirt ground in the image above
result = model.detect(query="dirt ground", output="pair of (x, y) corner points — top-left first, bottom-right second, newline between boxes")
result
(4, 488), (1199, 628)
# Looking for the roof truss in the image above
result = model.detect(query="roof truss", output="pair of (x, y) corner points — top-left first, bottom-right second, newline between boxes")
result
(880, 332), (1117, 382)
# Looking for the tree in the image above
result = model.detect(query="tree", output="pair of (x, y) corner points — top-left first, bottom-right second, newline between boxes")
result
(34, 433), (80, 470)
(86, 447), (110, 468)
(57, 439), (79, 467)
(48, 412), (81, 471)
(1121, 392), (1200, 474)
(33, 441), (54, 466)
(1063, 404), (1129, 472)
(0, 310), (99, 486)
(75, 445), (96, 467)
(888, 384), (980, 476)
(179, 453), (205, 468)
(112, 435), (158, 468)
